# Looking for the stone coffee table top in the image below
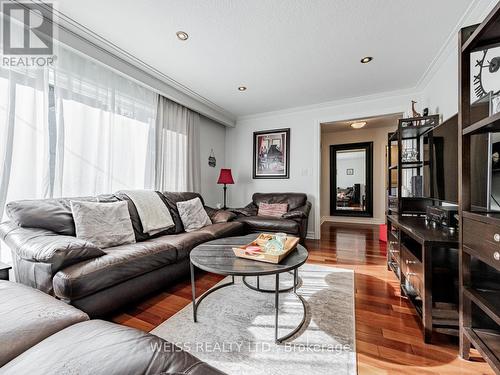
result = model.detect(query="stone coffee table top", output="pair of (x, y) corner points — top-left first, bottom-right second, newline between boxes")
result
(190, 233), (308, 276)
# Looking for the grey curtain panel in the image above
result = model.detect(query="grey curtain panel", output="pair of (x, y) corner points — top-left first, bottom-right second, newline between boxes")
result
(154, 96), (201, 193)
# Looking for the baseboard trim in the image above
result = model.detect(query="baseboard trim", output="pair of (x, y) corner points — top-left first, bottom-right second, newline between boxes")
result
(320, 216), (385, 226)
(306, 231), (316, 240)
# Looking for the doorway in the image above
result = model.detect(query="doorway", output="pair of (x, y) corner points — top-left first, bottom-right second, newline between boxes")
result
(320, 112), (402, 226)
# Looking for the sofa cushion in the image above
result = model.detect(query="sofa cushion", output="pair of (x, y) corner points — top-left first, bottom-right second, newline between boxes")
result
(53, 237), (179, 300)
(155, 231), (214, 261)
(252, 192), (307, 211)
(236, 216), (300, 234)
(5, 196), (98, 236)
(195, 222), (244, 240)
(176, 197), (212, 232)
(0, 222), (105, 272)
(0, 281), (89, 367)
(0, 320), (225, 375)
(71, 200), (136, 248)
(205, 207), (237, 223)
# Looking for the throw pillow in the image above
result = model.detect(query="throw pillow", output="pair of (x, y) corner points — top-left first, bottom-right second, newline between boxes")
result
(176, 197), (212, 232)
(70, 200), (136, 248)
(258, 202), (288, 218)
(211, 210), (237, 223)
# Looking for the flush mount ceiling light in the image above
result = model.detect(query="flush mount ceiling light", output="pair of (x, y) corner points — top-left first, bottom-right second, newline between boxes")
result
(176, 31), (189, 41)
(238, 86), (247, 92)
(351, 121), (367, 129)
(360, 56), (373, 64)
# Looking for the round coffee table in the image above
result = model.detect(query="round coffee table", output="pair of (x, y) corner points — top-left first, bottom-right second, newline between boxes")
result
(189, 233), (308, 343)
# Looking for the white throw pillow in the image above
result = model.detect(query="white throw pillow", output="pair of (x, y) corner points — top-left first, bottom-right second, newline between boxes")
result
(176, 197), (212, 232)
(70, 200), (136, 248)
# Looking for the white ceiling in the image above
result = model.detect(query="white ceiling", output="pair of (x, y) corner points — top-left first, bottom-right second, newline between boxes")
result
(57, 0), (473, 117)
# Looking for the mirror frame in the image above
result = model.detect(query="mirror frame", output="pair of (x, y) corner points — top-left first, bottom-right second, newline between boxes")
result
(329, 142), (373, 217)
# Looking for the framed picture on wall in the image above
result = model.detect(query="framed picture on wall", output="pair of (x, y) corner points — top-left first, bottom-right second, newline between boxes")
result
(253, 128), (290, 179)
(346, 168), (354, 175)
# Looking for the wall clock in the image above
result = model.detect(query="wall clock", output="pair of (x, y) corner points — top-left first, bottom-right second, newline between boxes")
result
(473, 48), (500, 99)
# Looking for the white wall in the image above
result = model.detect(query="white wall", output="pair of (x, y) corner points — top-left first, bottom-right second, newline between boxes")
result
(199, 116), (226, 207)
(226, 92), (414, 239)
(321, 125), (396, 225)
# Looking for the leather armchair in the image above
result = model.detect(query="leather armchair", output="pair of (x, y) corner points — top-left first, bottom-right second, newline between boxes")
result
(231, 193), (311, 243)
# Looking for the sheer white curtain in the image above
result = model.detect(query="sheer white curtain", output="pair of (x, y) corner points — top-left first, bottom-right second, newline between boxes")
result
(0, 67), (50, 221)
(155, 96), (200, 192)
(0, 67), (49, 264)
(52, 46), (157, 196)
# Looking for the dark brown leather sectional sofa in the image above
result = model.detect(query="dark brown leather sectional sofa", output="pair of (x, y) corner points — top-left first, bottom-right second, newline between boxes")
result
(0, 191), (311, 319)
(0, 280), (225, 374)
(0, 192), (244, 317)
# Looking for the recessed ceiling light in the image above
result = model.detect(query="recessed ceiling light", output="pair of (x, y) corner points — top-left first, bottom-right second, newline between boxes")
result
(176, 31), (189, 41)
(360, 56), (373, 64)
(238, 86), (247, 92)
(351, 121), (367, 129)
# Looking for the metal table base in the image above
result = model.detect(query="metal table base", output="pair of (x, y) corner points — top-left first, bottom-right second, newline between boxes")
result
(190, 264), (307, 343)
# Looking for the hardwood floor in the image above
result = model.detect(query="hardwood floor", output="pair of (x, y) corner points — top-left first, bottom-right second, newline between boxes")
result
(110, 223), (494, 374)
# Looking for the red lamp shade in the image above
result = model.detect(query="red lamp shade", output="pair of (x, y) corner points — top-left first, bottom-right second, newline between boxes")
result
(217, 168), (234, 184)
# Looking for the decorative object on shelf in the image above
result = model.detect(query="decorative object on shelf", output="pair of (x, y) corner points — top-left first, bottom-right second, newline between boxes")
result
(472, 48), (500, 100)
(423, 107), (429, 116)
(411, 100), (421, 118)
(217, 168), (234, 209)
(402, 148), (419, 162)
(492, 142), (500, 169)
(253, 128), (290, 179)
(346, 168), (354, 175)
(491, 93), (500, 115)
(411, 175), (423, 197)
(208, 149), (216, 167)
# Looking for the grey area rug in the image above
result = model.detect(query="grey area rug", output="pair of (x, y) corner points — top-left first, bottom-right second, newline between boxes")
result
(151, 264), (356, 375)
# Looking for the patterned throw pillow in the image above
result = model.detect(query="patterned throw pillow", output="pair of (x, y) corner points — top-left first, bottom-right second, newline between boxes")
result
(257, 203), (288, 218)
(70, 200), (136, 248)
(176, 197), (212, 232)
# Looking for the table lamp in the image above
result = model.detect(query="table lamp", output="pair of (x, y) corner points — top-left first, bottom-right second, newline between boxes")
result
(217, 168), (234, 209)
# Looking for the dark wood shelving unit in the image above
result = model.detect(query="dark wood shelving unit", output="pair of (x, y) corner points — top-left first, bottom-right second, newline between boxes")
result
(386, 115), (439, 216)
(459, 5), (500, 373)
(386, 114), (462, 344)
(463, 111), (500, 135)
(386, 215), (459, 343)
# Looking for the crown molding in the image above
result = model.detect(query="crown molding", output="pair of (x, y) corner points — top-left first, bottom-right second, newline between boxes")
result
(236, 87), (416, 122)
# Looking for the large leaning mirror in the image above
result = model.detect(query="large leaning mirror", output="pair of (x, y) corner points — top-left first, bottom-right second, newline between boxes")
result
(330, 142), (373, 217)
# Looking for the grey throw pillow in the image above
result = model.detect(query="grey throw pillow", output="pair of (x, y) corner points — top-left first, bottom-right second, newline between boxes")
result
(176, 197), (212, 232)
(70, 200), (136, 248)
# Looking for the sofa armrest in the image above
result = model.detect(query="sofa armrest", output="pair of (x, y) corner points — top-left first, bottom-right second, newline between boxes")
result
(0, 280), (89, 367)
(0, 222), (105, 272)
(205, 206), (236, 223)
(282, 201), (312, 220)
(230, 203), (257, 217)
